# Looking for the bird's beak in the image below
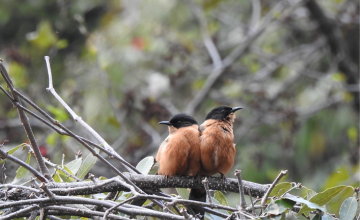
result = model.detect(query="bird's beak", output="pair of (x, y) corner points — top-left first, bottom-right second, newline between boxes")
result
(158, 121), (172, 126)
(231, 107), (243, 112)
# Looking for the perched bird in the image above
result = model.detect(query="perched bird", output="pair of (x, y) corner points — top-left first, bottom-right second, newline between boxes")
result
(190, 106), (242, 220)
(156, 113), (201, 177)
(199, 106), (243, 180)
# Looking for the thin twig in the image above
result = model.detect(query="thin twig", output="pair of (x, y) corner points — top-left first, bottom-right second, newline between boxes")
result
(283, 182), (302, 196)
(250, 0), (261, 32)
(0, 205), (40, 220)
(0, 85), (151, 204)
(260, 170), (287, 206)
(46, 205), (130, 220)
(247, 188), (255, 215)
(39, 182), (56, 200)
(185, 0), (222, 69)
(180, 208), (194, 220)
(12, 89), (140, 174)
(234, 170), (247, 211)
(44, 56), (136, 174)
(0, 184), (41, 194)
(202, 177), (213, 206)
(102, 196), (136, 220)
(0, 60), (52, 182)
(0, 147), (48, 183)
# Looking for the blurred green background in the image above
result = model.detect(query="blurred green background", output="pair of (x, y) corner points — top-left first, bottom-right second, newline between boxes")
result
(0, 0), (358, 214)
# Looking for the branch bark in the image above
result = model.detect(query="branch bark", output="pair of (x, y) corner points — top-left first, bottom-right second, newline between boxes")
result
(1, 174), (269, 201)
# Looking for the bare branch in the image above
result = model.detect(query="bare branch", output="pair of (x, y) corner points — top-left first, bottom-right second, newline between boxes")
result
(1, 175), (269, 201)
(260, 170), (287, 206)
(0, 60), (52, 182)
(234, 170), (247, 211)
(44, 56), (138, 174)
(0, 196), (186, 220)
(0, 146), (48, 183)
(185, 0), (222, 69)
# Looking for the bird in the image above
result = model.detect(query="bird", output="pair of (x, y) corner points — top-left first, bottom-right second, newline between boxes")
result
(156, 113), (201, 177)
(199, 105), (243, 181)
(189, 106), (242, 220)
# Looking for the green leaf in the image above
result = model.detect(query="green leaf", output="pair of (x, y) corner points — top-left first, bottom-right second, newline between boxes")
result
(76, 150), (98, 179)
(322, 167), (350, 190)
(7, 143), (27, 155)
(306, 188), (317, 200)
(321, 214), (335, 220)
(8, 62), (28, 88)
(52, 173), (62, 183)
(12, 153), (31, 183)
(266, 199), (295, 215)
(331, 73), (346, 82)
(46, 105), (69, 122)
(117, 191), (132, 201)
(206, 213), (222, 220)
(284, 196), (325, 213)
(211, 196), (230, 215)
(310, 185), (350, 206)
(339, 197), (357, 220)
(66, 158), (83, 175)
(175, 188), (190, 199)
(214, 191), (228, 206)
(299, 185), (351, 216)
(275, 199), (296, 212)
(57, 166), (75, 182)
(270, 214), (283, 220)
(311, 214), (321, 220)
(56, 39), (68, 49)
(136, 156), (155, 175)
(46, 132), (58, 146)
(269, 182), (293, 197)
(347, 126), (358, 143)
(285, 211), (298, 220)
(26, 21), (58, 49)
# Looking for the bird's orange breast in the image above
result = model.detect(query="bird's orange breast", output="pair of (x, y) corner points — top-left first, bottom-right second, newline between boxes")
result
(156, 125), (201, 176)
(199, 119), (236, 176)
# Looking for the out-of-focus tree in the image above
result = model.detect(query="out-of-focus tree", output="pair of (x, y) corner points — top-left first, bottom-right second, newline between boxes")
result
(0, 0), (358, 214)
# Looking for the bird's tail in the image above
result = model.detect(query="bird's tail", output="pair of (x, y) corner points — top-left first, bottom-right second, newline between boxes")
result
(189, 188), (206, 220)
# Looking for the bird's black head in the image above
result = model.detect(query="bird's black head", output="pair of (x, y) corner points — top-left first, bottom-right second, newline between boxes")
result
(205, 106), (243, 121)
(158, 113), (198, 129)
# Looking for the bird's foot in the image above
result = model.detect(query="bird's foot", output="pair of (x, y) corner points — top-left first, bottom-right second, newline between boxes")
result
(220, 173), (227, 184)
(195, 173), (202, 184)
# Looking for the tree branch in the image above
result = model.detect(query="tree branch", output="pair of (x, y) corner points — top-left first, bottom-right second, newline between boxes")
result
(0, 59), (52, 182)
(305, 0), (359, 111)
(1, 174), (269, 201)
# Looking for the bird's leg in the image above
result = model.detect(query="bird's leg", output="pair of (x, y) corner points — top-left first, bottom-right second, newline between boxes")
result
(220, 173), (227, 184)
(195, 173), (202, 184)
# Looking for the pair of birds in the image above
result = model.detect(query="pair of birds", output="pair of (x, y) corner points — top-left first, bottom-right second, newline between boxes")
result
(154, 105), (242, 219)
(156, 105), (243, 182)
